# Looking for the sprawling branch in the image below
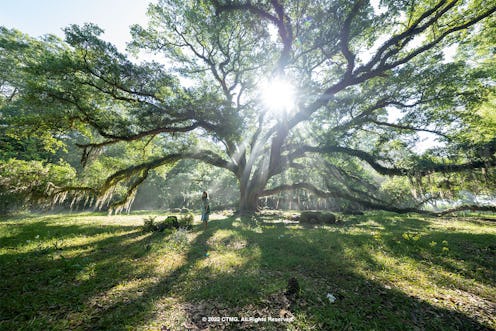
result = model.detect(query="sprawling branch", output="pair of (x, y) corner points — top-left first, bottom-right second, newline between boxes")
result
(47, 83), (231, 160)
(288, 3), (496, 131)
(289, 145), (496, 176)
(105, 150), (237, 186)
(259, 182), (433, 214)
(260, 182), (496, 215)
(355, 3), (496, 81)
(76, 122), (201, 148)
(355, 0), (453, 76)
(369, 119), (450, 139)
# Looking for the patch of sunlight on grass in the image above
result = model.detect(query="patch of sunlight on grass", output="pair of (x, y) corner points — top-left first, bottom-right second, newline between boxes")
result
(207, 229), (235, 243)
(355, 218), (385, 230)
(145, 297), (188, 330)
(368, 251), (433, 288)
(251, 226), (264, 233)
(207, 229), (248, 250)
(232, 218), (242, 227)
(7, 231), (127, 255)
(25, 211), (195, 227)
(288, 311), (320, 330)
(118, 232), (149, 245)
(186, 230), (202, 242)
(0, 226), (20, 240)
(285, 224), (305, 231)
(155, 253), (186, 275)
(75, 262), (97, 282)
(189, 212), (225, 225)
(45, 214), (146, 226)
(425, 260), (494, 299)
(231, 217), (265, 233)
(198, 251), (250, 273)
(429, 217), (496, 234)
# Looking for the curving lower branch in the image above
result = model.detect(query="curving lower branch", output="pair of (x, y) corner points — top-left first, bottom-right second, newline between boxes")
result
(259, 182), (433, 214)
(289, 144), (496, 176)
(260, 182), (496, 216)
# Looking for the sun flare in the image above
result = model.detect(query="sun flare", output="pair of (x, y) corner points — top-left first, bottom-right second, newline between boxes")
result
(261, 77), (296, 113)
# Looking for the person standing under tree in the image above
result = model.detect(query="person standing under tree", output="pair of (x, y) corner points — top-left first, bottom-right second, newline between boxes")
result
(201, 191), (210, 229)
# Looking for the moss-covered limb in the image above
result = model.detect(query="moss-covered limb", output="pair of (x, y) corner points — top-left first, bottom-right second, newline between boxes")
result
(288, 144), (496, 177)
(47, 183), (98, 209)
(50, 150), (237, 212)
(75, 122), (200, 149)
(259, 182), (433, 214)
(260, 182), (496, 216)
(104, 169), (150, 214)
(102, 150), (235, 188)
(42, 151), (236, 212)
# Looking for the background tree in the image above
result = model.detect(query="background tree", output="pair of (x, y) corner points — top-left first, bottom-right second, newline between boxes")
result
(1, 0), (495, 214)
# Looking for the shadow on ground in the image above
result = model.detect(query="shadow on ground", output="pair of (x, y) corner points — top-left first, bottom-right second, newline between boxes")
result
(1, 213), (494, 330)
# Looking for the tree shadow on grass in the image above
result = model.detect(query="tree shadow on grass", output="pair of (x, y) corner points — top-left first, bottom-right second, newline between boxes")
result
(339, 212), (433, 232)
(352, 214), (496, 287)
(2, 214), (493, 330)
(0, 219), (138, 243)
(155, 217), (491, 330)
(53, 219), (229, 330)
(377, 230), (496, 289)
(113, 216), (493, 330)
(250, 221), (493, 330)
(0, 218), (177, 330)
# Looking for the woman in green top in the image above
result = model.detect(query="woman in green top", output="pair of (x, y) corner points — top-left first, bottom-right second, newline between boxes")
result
(201, 191), (210, 229)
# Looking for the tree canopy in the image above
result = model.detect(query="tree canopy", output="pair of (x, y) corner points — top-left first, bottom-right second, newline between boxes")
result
(1, 0), (495, 214)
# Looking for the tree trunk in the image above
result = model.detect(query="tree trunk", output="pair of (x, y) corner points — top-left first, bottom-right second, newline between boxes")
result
(238, 175), (260, 213)
(239, 189), (259, 213)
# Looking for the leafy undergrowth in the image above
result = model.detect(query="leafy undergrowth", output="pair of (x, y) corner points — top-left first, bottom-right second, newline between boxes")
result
(0, 211), (495, 330)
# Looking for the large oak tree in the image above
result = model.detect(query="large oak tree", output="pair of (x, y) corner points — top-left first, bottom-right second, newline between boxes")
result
(1, 0), (495, 213)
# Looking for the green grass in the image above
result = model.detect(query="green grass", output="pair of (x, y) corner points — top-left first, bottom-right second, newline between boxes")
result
(1, 211), (495, 330)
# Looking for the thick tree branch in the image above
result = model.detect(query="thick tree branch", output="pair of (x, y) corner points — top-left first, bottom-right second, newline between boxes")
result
(270, 0), (293, 69)
(259, 182), (433, 214)
(76, 122), (201, 148)
(288, 3), (496, 132)
(108, 150), (237, 183)
(355, 4), (496, 81)
(290, 144), (496, 176)
(369, 119), (450, 139)
(355, 0), (452, 76)
(260, 182), (496, 216)
(47, 88), (229, 158)
(340, 0), (363, 77)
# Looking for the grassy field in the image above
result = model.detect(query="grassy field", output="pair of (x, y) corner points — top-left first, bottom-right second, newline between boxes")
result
(0, 211), (495, 330)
